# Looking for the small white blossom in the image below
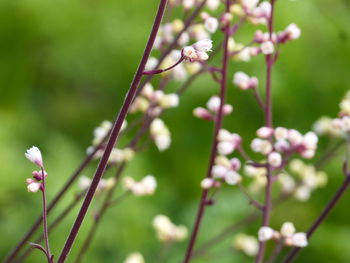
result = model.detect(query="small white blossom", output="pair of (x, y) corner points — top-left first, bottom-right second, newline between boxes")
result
(258, 226), (274, 242)
(290, 232), (308, 247)
(260, 41), (274, 55)
(224, 171), (242, 185)
(124, 252), (145, 263)
(26, 179), (41, 193)
(280, 222), (296, 237)
(268, 152), (282, 167)
(25, 146), (43, 167)
(234, 233), (259, 257)
(257, 127), (274, 138)
(182, 39), (213, 62)
(153, 215), (188, 242)
(204, 17), (219, 33)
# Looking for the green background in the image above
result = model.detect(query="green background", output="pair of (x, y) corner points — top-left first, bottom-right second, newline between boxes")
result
(1, 0), (350, 262)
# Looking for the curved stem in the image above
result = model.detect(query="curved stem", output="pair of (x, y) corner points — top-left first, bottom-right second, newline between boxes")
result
(182, 2), (231, 262)
(56, 2), (168, 262)
(255, 1), (276, 262)
(143, 57), (185, 75)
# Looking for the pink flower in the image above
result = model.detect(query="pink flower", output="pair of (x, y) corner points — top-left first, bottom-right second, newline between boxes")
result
(25, 146), (43, 167)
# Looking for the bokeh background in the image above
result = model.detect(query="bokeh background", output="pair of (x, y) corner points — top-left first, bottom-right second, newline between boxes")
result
(1, 0), (350, 262)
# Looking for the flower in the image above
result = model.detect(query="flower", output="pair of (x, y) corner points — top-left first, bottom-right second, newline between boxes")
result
(290, 232), (308, 247)
(150, 119), (171, 151)
(233, 72), (259, 90)
(260, 41), (274, 55)
(26, 178), (41, 193)
(182, 39), (213, 62)
(257, 127), (274, 138)
(200, 178), (219, 189)
(123, 175), (157, 196)
(258, 226), (274, 241)
(280, 222), (296, 237)
(268, 152), (282, 167)
(25, 146), (43, 167)
(153, 215), (188, 242)
(234, 233), (259, 257)
(204, 17), (219, 33)
(124, 252), (145, 263)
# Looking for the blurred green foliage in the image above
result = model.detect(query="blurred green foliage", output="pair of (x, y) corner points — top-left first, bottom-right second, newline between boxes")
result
(1, 0), (350, 262)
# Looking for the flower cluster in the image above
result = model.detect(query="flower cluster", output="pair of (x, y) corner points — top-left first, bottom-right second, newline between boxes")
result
(78, 175), (116, 194)
(130, 83), (179, 115)
(251, 127), (319, 166)
(314, 90), (350, 138)
(123, 175), (157, 196)
(233, 233), (259, 257)
(258, 222), (308, 247)
(282, 159), (327, 201)
(193, 96), (233, 121)
(86, 120), (134, 164)
(25, 146), (46, 193)
(201, 130), (243, 189)
(152, 215), (188, 243)
(182, 39), (213, 62)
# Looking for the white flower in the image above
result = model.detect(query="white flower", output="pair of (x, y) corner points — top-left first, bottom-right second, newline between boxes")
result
(25, 146), (43, 167)
(285, 23), (301, 40)
(233, 72), (258, 90)
(206, 0), (220, 10)
(92, 120), (113, 145)
(274, 127), (288, 140)
(280, 222), (296, 237)
(200, 178), (215, 189)
(26, 179), (41, 193)
(159, 94), (180, 109)
(291, 232), (308, 247)
(78, 176), (92, 191)
(242, 0), (259, 9)
(218, 141), (235, 155)
(251, 138), (272, 155)
(123, 175), (157, 196)
(124, 252), (145, 263)
(258, 226), (274, 242)
(260, 41), (274, 55)
(257, 127), (274, 138)
(268, 152), (282, 167)
(150, 119), (171, 151)
(153, 215), (188, 242)
(206, 96), (221, 112)
(212, 165), (228, 179)
(224, 171), (242, 185)
(234, 233), (259, 257)
(193, 107), (212, 120)
(204, 17), (219, 33)
(182, 39), (213, 62)
(279, 173), (295, 193)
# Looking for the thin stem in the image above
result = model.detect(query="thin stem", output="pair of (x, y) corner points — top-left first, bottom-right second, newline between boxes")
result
(182, 2), (231, 262)
(143, 57), (185, 75)
(255, 1), (276, 262)
(266, 240), (283, 263)
(252, 87), (265, 110)
(136, 0), (207, 97)
(73, 165), (126, 263)
(282, 176), (350, 263)
(16, 192), (85, 263)
(238, 183), (264, 210)
(41, 168), (52, 262)
(4, 144), (105, 263)
(57, 1), (168, 262)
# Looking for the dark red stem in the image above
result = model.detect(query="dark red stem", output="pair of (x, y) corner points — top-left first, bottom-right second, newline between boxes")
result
(56, 1), (168, 262)
(282, 176), (350, 263)
(182, 2), (231, 262)
(142, 56), (185, 75)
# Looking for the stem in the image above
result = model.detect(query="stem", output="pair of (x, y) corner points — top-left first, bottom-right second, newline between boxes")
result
(282, 176), (350, 263)
(255, 1), (276, 262)
(16, 193), (85, 263)
(182, 2), (231, 262)
(136, 0), (207, 97)
(73, 164), (126, 263)
(57, 1), (168, 262)
(41, 168), (52, 262)
(143, 57), (185, 75)
(4, 144), (104, 263)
